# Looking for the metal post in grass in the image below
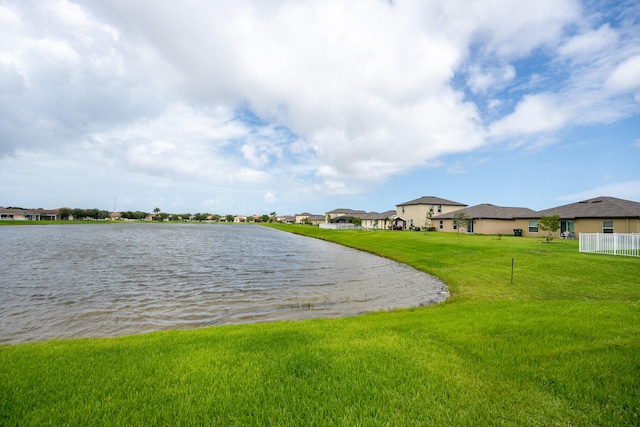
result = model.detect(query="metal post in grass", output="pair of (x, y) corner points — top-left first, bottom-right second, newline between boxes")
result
(511, 258), (514, 284)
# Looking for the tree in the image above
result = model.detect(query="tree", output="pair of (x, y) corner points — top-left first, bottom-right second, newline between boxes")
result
(538, 215), (561, 243)
(352, 217), (362, 228)
(424, 211), (433, 234)
(269, 211), (277, 223)
(453, 210), (470, 236)
(58, 208), (72, 220)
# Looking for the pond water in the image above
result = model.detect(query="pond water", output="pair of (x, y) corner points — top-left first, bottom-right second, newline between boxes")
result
(0, 223), (448, 344)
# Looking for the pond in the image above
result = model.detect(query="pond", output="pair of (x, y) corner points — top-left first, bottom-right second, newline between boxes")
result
(0, 223), (448, 344)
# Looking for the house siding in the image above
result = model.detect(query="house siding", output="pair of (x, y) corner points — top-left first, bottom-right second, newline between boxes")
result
(472, 219), (518, 235)
(397, 204), (463, 230)
(515, 218), (640, 238)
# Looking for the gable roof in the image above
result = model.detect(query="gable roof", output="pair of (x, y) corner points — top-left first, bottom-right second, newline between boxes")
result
(397, 196), (466, 207)
(433, 204), (537, 220)
(360, 210), (397, 220)
(0, 208), (26, 215)
(326, 208), (367, 215)
(533, 196), (640, 219)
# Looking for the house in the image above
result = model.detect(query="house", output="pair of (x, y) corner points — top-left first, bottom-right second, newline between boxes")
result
(295, 213), (325, 225)
(396, 196), (467, 230)
(325, 208), (367, 224)
(514, 196), (640, 238)
(277, 215), (295, 224)
(360, 210), (406, 230)
(25, 209), (59, 220)
(432, 204), (538, 234)
(0, 208), (27, 220)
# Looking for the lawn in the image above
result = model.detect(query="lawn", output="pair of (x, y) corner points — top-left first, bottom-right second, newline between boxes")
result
(1, 225), (638, 425)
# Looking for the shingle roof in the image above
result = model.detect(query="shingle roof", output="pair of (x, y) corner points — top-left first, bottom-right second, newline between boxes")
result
(360, 210), (397, 220)
(534, 196), (640, 219)
(433, 204), (537, 220)
(397, 196), (466, 207)
(326, 208), (367, 215)
(0, 208), (26, 214)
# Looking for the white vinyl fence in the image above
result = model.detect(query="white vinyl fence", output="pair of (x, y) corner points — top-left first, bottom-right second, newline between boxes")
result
(579, 233), (640, 257)
(320, 223), (359, 230)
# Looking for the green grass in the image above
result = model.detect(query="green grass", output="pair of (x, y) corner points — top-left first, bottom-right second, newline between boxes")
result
(1, 225), (639, 425)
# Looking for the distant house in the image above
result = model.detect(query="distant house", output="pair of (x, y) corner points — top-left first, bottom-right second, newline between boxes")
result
(277, 215), (295, 224)
(360, 211), (406, 230)
(325, 208), (367, 224)
(514, 196), (640, 238)
(432, 204), (538, 234)
(396, 196), (467, 230)
(294, 213), (325, 225)
(0, 208), (61, 221)
(0, 208), (27, 220)
(234, 215), (247, 223)
(25, 209), (59, 220)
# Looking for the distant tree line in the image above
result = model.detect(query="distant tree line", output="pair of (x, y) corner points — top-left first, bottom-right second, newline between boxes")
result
(120, 211), (149, 220)
(55, 207), (280, 223)
(59, 208), (111, 220)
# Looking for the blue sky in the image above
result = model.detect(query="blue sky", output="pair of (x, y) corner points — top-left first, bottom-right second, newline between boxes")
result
(1, 0), (638, 215)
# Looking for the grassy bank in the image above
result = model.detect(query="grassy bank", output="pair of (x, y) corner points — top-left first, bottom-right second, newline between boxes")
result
(1, 226), (638, 425)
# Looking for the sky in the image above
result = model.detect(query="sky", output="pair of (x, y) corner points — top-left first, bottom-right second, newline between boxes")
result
(1, 0), (639, 216)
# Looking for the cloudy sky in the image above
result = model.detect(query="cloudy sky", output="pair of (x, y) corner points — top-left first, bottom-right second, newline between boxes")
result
(1, 0), (639, 215)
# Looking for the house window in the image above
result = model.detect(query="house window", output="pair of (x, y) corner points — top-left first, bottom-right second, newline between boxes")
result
(429, 204), (434, 213)
(437, 205), (442, 213)
(453, 220), (457, 230)
(410, 219), (414, 228)
(528, 220), (538, 233)
(602, 220), (614, 233)
(401, 206), (404, 213)
(439, 220), (443, 229)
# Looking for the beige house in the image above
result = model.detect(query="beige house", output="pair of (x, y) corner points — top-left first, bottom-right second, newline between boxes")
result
(396, 196), (467, 230)
(294, 213), (325, 225)
(0, 208), (27, 220)
(432, 204), (538, 234)
(514, 196), (640, 239)
(277, 215), (295, 224)
(1, 208), (60, 221)
(360, 210), (406, 230)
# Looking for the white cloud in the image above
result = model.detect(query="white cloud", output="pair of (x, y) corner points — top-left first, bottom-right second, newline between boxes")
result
(1, 0), (639, 213)
(263, 192), (276, 203)
(557, 180), (640, 203)
(489, 93), (571, 137)
(467, 64), (515, 94)
(438, 0), (581, 58)
(558, 24), (618, 59)
(605, 55), (640, 99)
